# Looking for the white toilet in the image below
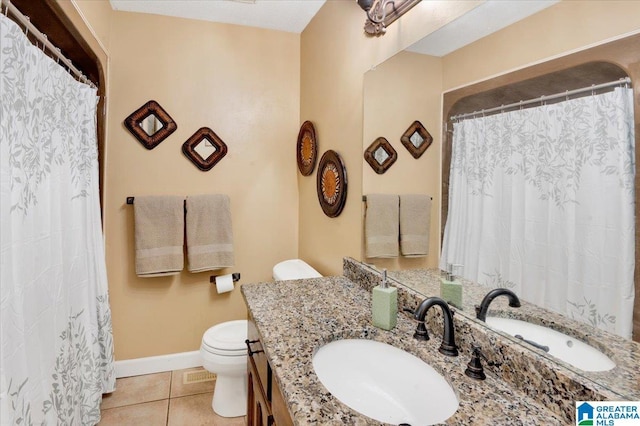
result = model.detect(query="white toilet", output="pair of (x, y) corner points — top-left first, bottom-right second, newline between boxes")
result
(273, 259), (322, 280)
(200, 319), (248, 417)
(201, 259), (321, 417)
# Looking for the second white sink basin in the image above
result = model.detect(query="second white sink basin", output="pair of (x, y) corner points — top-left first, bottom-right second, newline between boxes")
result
(486, 317), (615, 372)
(312, 339), (458, 425)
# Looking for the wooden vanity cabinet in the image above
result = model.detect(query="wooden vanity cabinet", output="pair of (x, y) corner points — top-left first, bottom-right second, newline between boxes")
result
(247, 318), (293, 426)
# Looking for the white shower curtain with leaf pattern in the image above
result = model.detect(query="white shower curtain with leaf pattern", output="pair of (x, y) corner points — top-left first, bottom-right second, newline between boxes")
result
(441, 87), (635, 338)
(0, 14), (115, 425)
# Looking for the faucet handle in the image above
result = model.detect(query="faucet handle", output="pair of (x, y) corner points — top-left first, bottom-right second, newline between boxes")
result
(464, 346), (486, 380)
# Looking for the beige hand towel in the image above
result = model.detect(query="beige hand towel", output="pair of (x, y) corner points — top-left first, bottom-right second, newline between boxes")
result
(400, 194), (431, 257)
(134, 196), (185, 277)
(365, 194), (399, 258)
(186, 194), (235, 273)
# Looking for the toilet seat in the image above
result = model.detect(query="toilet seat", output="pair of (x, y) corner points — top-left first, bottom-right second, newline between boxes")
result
(201, 320), (248, 356)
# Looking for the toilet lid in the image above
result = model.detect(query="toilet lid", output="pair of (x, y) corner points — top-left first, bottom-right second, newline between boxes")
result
(202, 320), (248, 352)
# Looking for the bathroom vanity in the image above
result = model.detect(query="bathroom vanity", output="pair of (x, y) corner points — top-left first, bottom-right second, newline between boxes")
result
(246, 316), (292, 426)
(241, 263), (586, 424)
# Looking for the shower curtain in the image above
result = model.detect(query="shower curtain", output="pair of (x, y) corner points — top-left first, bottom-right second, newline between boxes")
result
(0, 14), (115, 425)
(441, 87), (635, 338)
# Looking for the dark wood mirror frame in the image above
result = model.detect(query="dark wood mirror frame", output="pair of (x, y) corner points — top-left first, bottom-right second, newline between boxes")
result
(400, 120), (432, 159)
(441, 34), (640, 341)
(317, 150), (348, 218)
(297, 120), (318, 176)
(364, 137), (398, 174)
(182, 127), (228, 171)
(124, 100), (177, 150)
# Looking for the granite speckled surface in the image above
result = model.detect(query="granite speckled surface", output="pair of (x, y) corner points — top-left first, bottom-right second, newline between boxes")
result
(242, 275), (568, 425)
(380, 265), (640, 401)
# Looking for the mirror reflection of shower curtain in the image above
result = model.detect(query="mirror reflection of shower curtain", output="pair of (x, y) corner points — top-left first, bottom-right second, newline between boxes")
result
(0, 14), (115, 425)
(441, 87), (635, 338)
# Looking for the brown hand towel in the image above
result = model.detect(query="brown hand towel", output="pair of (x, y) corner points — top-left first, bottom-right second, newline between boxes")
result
(365, 194), (399, 258)
(186, 194), (234, 273)
(400, 194), (431, 257)
(134, 196), (184, 277)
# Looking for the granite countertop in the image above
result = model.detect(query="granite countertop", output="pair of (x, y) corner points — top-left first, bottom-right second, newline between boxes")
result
(388, 268), (640, 400)
(242, 276), (567, 425)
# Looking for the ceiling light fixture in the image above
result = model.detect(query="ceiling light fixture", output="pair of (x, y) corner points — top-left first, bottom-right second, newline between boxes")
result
(356, 0), (421, 36)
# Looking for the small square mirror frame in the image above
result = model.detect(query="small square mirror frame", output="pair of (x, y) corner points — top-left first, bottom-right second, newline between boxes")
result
(364, 137), (398, 174)
(182, 127), (228, 171)
(401, 120), (432, 159)
(124, 100), (177, 150)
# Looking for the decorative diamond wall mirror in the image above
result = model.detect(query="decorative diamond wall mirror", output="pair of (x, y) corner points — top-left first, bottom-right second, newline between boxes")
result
(364, 137), (398, 174)
(182, 127), (228, 171)
(401, 120), (432, 159)
(124, 100), (177, 150)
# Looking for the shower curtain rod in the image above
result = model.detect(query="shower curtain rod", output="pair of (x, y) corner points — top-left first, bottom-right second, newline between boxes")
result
(1, 0), (96, 89)
(450, 77), (631, 122)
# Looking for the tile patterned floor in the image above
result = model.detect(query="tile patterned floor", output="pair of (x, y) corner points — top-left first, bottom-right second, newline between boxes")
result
(98, 368), (247, 426)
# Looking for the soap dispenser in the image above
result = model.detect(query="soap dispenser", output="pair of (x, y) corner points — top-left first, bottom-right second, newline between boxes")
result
(372, 269), (398, 330)
(440, 263), (463, 308)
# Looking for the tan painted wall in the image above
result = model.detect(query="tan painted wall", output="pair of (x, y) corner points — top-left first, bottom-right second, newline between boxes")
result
(70, 0), (113, 54)
(299, 0), (480, 276)
(442, 1), (640, 91)
(362, 51), (442, 271)
(103, 12), (300, 360)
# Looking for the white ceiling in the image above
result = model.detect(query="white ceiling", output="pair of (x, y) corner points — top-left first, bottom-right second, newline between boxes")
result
(407, 0), (559, 57)
(108, 0), (327, 33)
(108, 0), (559, 54)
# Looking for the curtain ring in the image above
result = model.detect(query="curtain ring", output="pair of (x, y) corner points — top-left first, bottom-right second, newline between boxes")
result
(3, 0), (9, 17)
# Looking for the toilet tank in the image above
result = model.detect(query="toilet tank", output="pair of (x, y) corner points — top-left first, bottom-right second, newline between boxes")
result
(273, 259), (322, 281)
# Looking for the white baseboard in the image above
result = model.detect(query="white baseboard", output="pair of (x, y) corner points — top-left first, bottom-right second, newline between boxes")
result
(115, 351), (202, 378)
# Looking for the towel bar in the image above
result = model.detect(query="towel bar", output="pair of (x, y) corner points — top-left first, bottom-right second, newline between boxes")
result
(126, 196), (187, 211)
(362, 195), (432, 202)
(209, 273), (241, 283)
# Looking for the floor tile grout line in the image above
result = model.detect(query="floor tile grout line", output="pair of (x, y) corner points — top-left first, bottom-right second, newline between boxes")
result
(101, 397), (170, 412)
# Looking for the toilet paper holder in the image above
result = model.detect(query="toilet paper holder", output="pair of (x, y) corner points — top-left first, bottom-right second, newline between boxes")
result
(209, 273), (241, 284)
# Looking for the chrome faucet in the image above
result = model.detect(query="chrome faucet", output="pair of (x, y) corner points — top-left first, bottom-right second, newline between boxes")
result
(413, 297), (458, 357)
(475, 288), (521, 322)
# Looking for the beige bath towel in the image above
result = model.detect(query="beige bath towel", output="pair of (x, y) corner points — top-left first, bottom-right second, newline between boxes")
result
(400, 194), (431, 257)
(134, 196), (185, 277)
(365, 194), (399, 258)
(186, 194), (234, 273)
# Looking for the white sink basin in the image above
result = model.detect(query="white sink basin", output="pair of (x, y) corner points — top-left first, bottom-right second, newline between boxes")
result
(486, 317), (615, 372)
(312, 339), (458, 425)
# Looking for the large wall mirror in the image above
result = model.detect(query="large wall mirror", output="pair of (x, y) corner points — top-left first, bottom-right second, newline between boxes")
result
(360, 4), (640, 400)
